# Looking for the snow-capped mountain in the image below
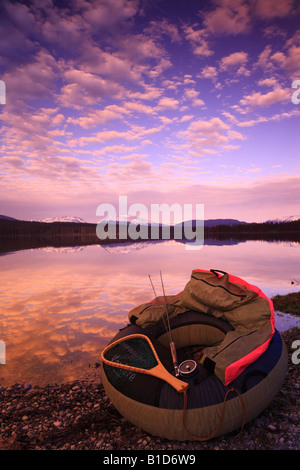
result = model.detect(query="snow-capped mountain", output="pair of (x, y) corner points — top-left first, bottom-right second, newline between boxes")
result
(98, 214), (158, 225)
(41, 216), (87, 223)
(265, 215), (300, 223)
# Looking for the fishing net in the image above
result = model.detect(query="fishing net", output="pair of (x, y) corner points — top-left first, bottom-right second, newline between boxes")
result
(104, 335), (158, 370)
(103, 335), (158, 389)
(101, 334), (188, 393)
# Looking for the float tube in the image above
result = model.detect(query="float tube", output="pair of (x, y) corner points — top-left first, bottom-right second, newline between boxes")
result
(101, 269), (288, 441)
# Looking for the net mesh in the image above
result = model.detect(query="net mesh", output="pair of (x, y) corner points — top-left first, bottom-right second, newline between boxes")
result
(104, 336), (158, 369)
(103, 336), (159, 388)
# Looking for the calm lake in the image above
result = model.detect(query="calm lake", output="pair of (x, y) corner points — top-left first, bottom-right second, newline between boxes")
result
(1, 238), (299, 387)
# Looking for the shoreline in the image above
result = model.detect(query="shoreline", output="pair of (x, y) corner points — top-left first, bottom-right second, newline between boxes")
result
(0, 327), (299, 451)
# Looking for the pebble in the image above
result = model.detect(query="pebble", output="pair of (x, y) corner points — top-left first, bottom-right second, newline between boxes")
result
(0, 329), (299, 451)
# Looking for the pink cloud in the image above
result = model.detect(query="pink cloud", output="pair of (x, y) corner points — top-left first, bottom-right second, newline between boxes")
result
(42, 13), (86, 49)
(200, 65), (218, 80)
(183, 25), (214, 56)
(2, 49), (58, 108)
(257, 45), (273, 71)
(253, 0), (294, 19)
(203, 0), (251, 35)
(59, 69), (125, 108)
(156, 97), (179, 110)
(183, 88), (205, 107)
(237, 109), (300, 127)
(178, 117), (245, 156)
(67, 104), (130, 128)
(95, 144), (138, 156)
(257, 78), (278, 87)
(108, 156), (153, 179)
(79, 45), (142, 83)
(0, 107), (65, 148)
(239, 87), (290, 108)
(145, 18), (181, 44)
(68, 125), (164, 147)
(1, 156), (25, 168)
(127, 85), (162, 101)
(3, 0), (36, 33)
(272, 45), (300, 78)
(257, 33), (300, 78)
(220, 51), (248, 71)
(117, 34), (164, 62)
(94, 130), (134, 142)
(123, 101), (157, 115)
(201, 0), (293, 38)
(82, 0), (139, 28)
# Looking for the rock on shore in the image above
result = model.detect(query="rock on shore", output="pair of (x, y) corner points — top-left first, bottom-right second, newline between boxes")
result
(0, 328), (299, 451)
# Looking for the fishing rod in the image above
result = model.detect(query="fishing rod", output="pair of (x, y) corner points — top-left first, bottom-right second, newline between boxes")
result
(159, 271), (180, 377)
(148, 274), (169, 344)
(148, 274), (158, 298)
(148, 272), (180, 377)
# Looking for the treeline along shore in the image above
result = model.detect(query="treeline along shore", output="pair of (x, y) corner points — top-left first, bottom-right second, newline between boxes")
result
(0, 218), (299, 253)
(204, 220), (300, 242)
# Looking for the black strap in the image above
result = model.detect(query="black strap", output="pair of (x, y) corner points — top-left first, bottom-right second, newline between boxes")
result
(130, 315), (138, 324)
(203, 357), (216, 374)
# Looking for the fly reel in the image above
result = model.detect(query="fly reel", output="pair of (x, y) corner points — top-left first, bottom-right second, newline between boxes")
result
(178, 359), (198, 377)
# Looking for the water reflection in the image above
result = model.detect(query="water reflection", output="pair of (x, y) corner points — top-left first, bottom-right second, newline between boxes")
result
(0, 239), (299, 386)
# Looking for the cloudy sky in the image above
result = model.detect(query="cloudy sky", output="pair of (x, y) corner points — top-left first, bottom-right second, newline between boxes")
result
(0, 0), (299, 223)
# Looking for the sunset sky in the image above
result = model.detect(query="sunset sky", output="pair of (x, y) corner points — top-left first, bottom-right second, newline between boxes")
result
(0, 0), (300, 223)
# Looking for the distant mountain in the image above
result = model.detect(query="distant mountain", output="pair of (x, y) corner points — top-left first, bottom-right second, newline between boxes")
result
(204, 218), (248, 227)
(99, 214), (150, 225)
(0, 214), (18, 221)
(265, 215), (300, 224)
(41, 216), (87, 223)
(3, 213), (299, 227)
(99, 216), (249, 229)
(99, 214), (168, 227)
(175, 218), (248, 228)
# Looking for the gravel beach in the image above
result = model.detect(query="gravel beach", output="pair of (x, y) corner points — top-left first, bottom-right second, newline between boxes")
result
(0, 328), (299, 452)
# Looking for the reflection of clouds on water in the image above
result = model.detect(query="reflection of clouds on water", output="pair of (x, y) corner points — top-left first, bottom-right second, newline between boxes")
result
(40, 246), (86, 254)
(0, 266), (139, 386)
(100, 240), (153, 254)
(99, 239), (173, 254)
